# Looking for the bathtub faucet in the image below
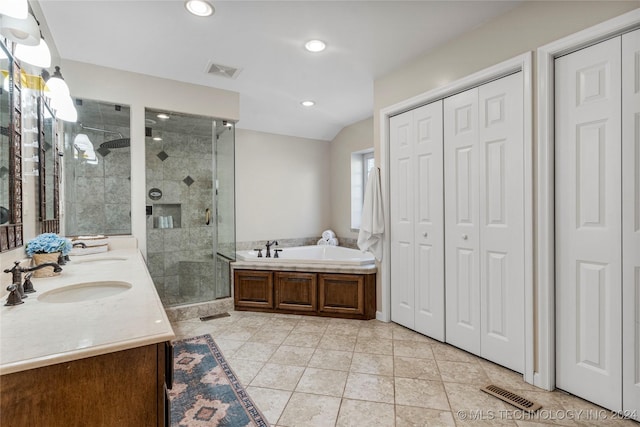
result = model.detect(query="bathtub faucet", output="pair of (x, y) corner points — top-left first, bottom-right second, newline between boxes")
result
(265, 240), (278, 258)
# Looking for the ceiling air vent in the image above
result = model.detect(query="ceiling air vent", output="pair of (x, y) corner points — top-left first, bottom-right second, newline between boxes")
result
(205, 62), (242, 79)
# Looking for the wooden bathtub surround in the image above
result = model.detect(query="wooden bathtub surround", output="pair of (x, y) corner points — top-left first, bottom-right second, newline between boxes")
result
(234, 269), (376, 319)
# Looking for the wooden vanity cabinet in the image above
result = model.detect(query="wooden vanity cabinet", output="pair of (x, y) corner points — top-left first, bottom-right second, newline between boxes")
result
(275, 272), (317, 312)
(0, 341), (172, 427)
(234, 269), (376, 319)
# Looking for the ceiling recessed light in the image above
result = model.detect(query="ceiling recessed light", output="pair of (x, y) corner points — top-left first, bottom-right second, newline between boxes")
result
(301, 100), (315, 107)
(157, 113), (170, 120)
(304, 40), (326, 53)
(185, 0), (214, 17)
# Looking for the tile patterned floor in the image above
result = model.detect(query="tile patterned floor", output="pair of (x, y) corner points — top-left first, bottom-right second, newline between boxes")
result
(171, 311), (638, 427)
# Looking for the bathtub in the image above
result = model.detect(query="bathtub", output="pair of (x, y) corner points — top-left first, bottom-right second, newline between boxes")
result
(235, 245), (375, 266)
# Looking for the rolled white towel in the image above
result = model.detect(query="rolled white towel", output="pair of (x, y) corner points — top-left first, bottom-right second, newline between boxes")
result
(317, 238), (329, 246)
(327, 237), (339, 246)
(322, 230), (336, 240)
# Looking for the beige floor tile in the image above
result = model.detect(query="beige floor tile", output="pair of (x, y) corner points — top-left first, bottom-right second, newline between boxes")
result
(357, 326), (394, 340)
(217, 325), (261, 341)
(431, 343), (479, 363)
(350, 352), (394, 376)
(392, 327), (437, 343)
(295, 367), (348, 397)
(318, 334), (357, 351)
(354, 337), (394, 355)
(437, 360), (490, 384)
(282, 332), (323, 348)
(395, 405), (455, 427)
(292, 322), (329, 334)
(394, 356), (441, 381)
(250, 363), (305, 391)
(325, 322), (361, 337)
(343, 372), (395, 404)
(269, 345), (316, 366)
(249, 328), (291, 345)
(395, 377), (450, 411)
(278, 392), (342, 427)
(268, 318), (301, 331)
(246, 386), (292, 425)
(393, 340), (435, 359)
(211, 338), (245, 358)
(233, 341), (279, 362)
(336, 399), (395, 427)
(226, 358), (265, 386)
(308, 349), (353, 371)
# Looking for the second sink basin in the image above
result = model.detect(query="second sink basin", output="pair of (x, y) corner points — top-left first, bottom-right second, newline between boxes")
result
(38, 281), (132, 303)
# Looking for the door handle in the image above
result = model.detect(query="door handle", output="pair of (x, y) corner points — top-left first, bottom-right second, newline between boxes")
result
(423, 232), (428, 238)
(205, 208), (211, 225)
(462, 234), (468, 240)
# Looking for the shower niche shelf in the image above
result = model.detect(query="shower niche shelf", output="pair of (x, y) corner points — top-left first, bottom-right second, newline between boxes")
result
(152, 203), (181, 229)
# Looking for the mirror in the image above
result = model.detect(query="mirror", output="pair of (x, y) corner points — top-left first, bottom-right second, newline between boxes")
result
(38, 98), (60, 233)
(63, 98), (131, 236)
(0, 40), (24, 252)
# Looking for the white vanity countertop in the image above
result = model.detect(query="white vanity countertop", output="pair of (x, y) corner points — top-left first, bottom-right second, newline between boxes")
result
(0, 249), (175, 375)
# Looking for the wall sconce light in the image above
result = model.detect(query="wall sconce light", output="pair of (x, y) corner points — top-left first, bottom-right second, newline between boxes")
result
(15, 36), (51, 68)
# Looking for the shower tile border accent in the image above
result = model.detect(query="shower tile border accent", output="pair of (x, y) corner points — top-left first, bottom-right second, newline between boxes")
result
(165, 297), (235, 322)
(157, 151), (169, 161)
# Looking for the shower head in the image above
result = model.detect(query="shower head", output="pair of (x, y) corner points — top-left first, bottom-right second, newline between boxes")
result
(100, 138), (130, 149)
(79, 123), (130, 149)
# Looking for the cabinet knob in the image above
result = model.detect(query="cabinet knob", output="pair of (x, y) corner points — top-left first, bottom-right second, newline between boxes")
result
(462, 234), (468, 240)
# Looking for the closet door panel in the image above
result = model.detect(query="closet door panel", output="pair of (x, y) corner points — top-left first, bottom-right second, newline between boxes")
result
(445, 88), (481, 355)
(478, 72), (525, 373)
(414, 102), (445, 340)
(390, 111), (416, 329)
(622, 28), (640, 421)
(555, 36), (622, 411)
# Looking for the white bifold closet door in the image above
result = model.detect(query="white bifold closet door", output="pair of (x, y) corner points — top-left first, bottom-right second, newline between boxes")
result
(622, 28), (640, 420)
(555, 36), (623, 412)
(444, 72), (525, 373)
(390, 101), (445, 340)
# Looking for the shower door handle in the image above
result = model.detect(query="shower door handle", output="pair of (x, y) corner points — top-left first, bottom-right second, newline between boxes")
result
(205, 208), (211, 225)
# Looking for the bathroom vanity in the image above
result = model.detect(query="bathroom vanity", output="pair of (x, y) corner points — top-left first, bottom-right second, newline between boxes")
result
(0, 248), (175, 426)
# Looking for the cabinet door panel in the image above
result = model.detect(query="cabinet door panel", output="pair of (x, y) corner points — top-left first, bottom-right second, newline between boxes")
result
(319, 274), (364, 315)
(275, 272), (317, 312)
(555, 36), (622, 411)
(444, 87), (481, 356)
(478, 72), (525, 373)
(234, 270), (274, 309)
(622, 28), (640, 421)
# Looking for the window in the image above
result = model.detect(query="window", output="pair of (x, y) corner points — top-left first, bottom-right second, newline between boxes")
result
(351, 148), (375, 230)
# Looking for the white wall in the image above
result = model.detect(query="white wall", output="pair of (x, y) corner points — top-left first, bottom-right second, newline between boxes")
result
(330, 117), (373, 240)
(235, 129), (331, 242)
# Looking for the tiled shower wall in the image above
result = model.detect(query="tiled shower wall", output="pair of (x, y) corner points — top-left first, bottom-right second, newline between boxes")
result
(145, 128), (225, 305)
(64, 127), (132, 236)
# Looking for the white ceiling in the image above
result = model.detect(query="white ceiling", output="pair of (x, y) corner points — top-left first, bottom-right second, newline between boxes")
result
(36, 0), (521, 141)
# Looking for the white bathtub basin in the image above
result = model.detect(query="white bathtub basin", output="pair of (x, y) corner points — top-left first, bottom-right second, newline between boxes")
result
(236, 245), (375, 266)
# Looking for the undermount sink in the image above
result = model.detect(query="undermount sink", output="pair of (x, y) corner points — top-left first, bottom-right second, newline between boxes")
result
(71, 257), (127, 264)
(37, 281), (132, 303)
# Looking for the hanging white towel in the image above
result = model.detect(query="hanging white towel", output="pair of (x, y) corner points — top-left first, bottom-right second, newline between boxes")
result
(358, 167), (384, 261)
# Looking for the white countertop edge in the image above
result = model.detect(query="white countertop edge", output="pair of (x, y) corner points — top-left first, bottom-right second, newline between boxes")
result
(0, 331), (175, 375)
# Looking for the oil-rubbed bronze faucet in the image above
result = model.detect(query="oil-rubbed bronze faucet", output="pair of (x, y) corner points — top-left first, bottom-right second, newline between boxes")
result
(265, 240), (278, 258)
(3, 261), (62, 305)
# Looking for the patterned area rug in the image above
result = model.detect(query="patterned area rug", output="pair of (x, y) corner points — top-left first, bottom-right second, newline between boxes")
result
(170, 334), (269, 427)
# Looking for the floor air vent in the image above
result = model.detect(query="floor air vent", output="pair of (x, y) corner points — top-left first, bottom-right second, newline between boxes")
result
(481, 385), (542, 412)
(200, 312), (231, 321)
